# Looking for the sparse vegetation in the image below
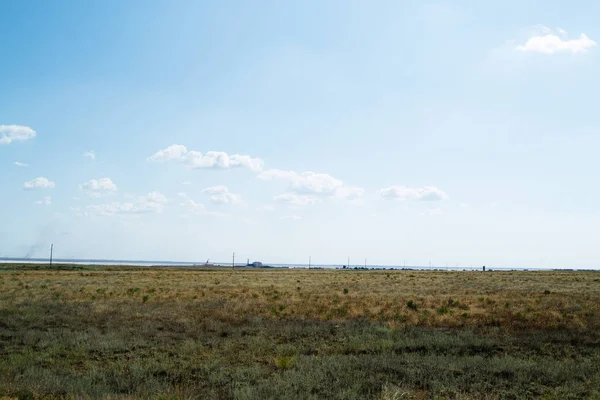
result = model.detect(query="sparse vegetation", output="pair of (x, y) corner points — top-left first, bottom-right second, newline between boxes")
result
(1, 264), (600, 399)
(407, 300), (418, 311)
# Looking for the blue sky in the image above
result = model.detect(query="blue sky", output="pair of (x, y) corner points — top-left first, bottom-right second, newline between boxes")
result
(2, 0), (600, 268)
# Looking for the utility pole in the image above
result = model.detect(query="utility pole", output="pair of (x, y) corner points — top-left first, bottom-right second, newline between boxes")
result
(308, 256), (311, 269)
(364, 258), (367, 269)
(232, 252), (235, 270)
(50, 244), (53, 266)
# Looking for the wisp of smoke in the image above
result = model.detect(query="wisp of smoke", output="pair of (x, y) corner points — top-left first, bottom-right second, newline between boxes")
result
(23, 221), (60, 259)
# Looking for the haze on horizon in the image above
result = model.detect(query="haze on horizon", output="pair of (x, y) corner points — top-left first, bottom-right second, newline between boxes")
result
(2, 1), (600, 269)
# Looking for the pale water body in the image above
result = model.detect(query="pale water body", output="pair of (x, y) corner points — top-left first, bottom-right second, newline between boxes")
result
(0, 257), (582, 271)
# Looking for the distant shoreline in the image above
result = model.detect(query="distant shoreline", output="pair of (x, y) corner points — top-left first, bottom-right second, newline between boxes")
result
(0, 258), (597, 271)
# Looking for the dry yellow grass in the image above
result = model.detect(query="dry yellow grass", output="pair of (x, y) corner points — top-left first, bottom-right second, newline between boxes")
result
(3, 267), (599, 330)
(3, 265), (600, 399)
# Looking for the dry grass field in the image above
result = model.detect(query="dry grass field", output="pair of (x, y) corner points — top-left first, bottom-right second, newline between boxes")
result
(2, 264), (600, 399)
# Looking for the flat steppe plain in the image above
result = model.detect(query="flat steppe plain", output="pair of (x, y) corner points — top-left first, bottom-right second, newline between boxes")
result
(2, 265), (600, 399)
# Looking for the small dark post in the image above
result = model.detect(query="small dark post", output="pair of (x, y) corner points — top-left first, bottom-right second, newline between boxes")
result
(50, 244), (53, 266)
(483, 265), (486, 272)
(232, 252), (235, 269)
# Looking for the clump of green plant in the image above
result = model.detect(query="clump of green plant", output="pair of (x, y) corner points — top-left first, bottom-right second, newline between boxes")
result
(274, 356), (296, 370)
(447, 298), (469, 310)
(437, 305), (450, 315)
(126, 287), (141, 295)
(142, 295), (149, 303)
(343, 288), (349, 295)
(14, 389), (34, 400)
(407, 300), (418, 311)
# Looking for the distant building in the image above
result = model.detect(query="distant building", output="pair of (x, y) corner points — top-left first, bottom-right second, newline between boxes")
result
(248, 261), (263, 268)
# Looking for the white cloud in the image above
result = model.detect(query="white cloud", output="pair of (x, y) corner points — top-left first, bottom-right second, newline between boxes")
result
(332, 186), (365, 201)
(14, 162), (28, 167)
(281, 215), (303, 220)
(85, 192), (168, 216)
(380, 185), (448, 201)
(86, 203), (150, 216)
(148, 145), (264, 172)
(83, 151), (96, 160)
(259, 169), (364, 201)
(180, 198), (208, 213)
(178, 193), (226, 216)
(24, 177), (55, 190)
(182, 181), (192, 185)
(79, 178), (118, 195)
(201, 185), (243, 205)
(146, 191), (168, 205)
(424, 208), (444, 216)
(516, 27), (597, 54)
(259, 169), (341, 194)
(459, 202), (469, 208)
(148, 144), (188, 161)
(34, 196), (52, 205)
(0, 125), (36, 144)
(274, 193), (320, 207)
